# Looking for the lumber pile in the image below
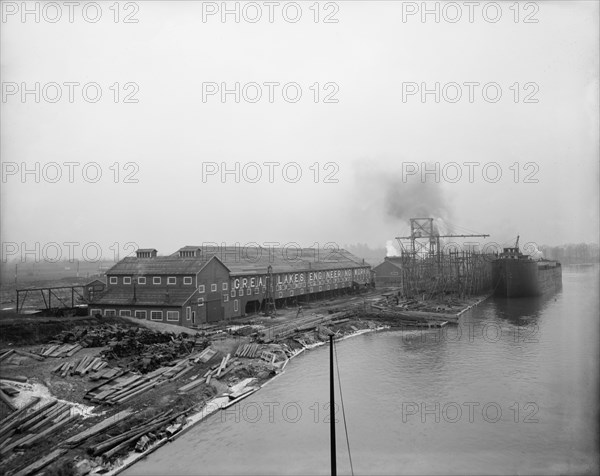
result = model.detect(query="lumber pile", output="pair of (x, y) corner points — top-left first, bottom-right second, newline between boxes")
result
(86, 350), (213, 405)
(260, 310), (355, 342)
(63, 409), (135, 447)
(0, 399), (80, 457)
(52, 355), (109, 378)
(234, 343), (261, 358)
(86, 407), (192, 459)
(178, 353), (236, 392)
(11, 448), (68, 476)
(37, 343), (83, 358)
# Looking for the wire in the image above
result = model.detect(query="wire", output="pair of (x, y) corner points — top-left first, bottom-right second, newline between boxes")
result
(333, 338), (354, 476)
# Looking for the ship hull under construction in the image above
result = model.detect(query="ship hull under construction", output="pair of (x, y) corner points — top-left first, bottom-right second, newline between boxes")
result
(493, 259), (562, 297)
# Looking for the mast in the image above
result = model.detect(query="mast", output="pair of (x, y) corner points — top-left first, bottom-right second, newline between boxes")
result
(330, 334), (337, 476)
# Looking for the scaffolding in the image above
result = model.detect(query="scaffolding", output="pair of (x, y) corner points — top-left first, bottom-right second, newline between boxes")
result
(394, 218), (493, 299)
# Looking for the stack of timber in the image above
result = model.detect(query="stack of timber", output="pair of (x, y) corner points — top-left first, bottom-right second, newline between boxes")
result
(36, 343), (83, 358)
(234, 343), (261, 358)
(0, 399), (79, 457)
(52, 355), (109, 378)
(86, 407), (193, 460)
(87, 349), (216, 404)
(260, 310), (356, 342)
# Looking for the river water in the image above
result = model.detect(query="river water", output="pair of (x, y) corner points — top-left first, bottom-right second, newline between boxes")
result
(125, 265), (599, 475)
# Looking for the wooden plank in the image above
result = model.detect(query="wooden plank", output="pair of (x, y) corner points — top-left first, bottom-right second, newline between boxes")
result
(14, 400), (59, 433)
(0, 389), (17, 412)
(177, 378), (205, 393)
(12, 448), (68, 476)
(63, 410), (134, 446)
(19, 414), (79, 449)
(0, 350), (15, 362)
(65, 344), (83, 357)
(0, 375), (28, 383)
(14, 350), (44, 361)
(0, 397), (40, 429)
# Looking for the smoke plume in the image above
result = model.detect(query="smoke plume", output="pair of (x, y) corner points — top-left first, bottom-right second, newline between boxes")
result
(353, 160), (453, 225)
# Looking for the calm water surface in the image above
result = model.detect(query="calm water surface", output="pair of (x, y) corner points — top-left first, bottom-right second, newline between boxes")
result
(126, 265), (599, 475)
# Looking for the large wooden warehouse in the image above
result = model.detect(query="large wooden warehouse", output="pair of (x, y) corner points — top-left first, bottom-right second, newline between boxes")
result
(89, 246), (372, 327)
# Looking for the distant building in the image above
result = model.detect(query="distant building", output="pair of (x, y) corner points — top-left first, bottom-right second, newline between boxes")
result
(83, 279), (106, 303)
(372, 257), (404, 287)
(89, 246), (372, 327)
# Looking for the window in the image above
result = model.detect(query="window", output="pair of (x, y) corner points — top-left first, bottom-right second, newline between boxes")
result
(123, 277), (131, 285)
(166, 311), (179, 321)
(197, 298), (204, 306)
(90, 309), (101, 316)
(254, 287), (259, 295)
(319, 286), (323, 291)
(231, 290), (236, 298)
(309, 287), (313, 293)
(109, 277), (117, 285)
(151, 311), (163, 321)
(246, 288), (251, 296)
(278, 292), (283, 298)
(138, 277), (146, 285)
(119, 310), (131, 317)
(104, 309), (116, 317)
(222, 283), (228, 291)
(135, 310), (147, 319)
(167, 277), (176, 285)
(223, 293), (229, 302)
(234, 300), (239, 312)
(184, 277), (192, 285)
(186, 307), (191, 320)
(153, 277), (161, 285)
(211, 284), (217, 292)
(290, 291), (294, 296)
(390, 272), (399, 276)
(198, 285), (205, 293)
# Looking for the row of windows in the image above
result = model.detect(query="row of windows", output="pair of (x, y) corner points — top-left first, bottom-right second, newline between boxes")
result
(94, 309), (179, 321)
(109, 276), (194, 286)
(193, 283), (346, 307)
(197, 283), (227, 293)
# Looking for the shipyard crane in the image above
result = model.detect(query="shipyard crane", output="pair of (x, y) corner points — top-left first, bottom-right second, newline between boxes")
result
(395, 218), (490, 258)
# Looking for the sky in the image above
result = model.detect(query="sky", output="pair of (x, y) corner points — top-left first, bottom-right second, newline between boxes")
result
(1, 0), (598, 262)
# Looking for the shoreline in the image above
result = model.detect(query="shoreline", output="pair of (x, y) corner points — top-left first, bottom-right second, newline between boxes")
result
(105, 297), (495, 475)
(0, 292), (492, 475)
(106, 324), (390, 476)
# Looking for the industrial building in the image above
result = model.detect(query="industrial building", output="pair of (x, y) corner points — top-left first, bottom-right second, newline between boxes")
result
(89, 246), (372, 327)
(372, 257), (404, 287)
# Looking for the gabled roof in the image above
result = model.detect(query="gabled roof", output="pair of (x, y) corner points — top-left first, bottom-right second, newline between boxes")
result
(204, 247), (368, 275)
(373, 259), (403, 271)
(176, 246), (203, 252)
(106, 247), (369, 277)
(106, 257), (207, 275)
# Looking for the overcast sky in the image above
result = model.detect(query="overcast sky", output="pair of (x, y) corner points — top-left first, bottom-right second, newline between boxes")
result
(1, 1), (598, 261)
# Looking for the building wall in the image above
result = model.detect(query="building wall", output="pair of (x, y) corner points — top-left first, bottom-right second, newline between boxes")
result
(89, 305), (185, 325)
(195, 259), (230, 323)
(96, 261), (372, 327)
(373, 261), (403, 287)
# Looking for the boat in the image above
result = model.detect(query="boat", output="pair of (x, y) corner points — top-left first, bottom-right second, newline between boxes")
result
(492, 236), (562, 297)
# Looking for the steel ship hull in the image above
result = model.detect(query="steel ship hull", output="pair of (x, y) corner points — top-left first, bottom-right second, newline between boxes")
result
(493, 259), (562, 297)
